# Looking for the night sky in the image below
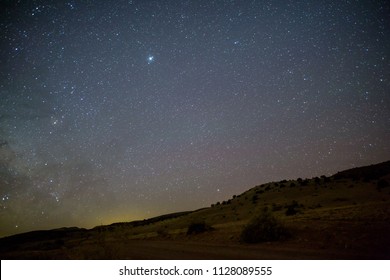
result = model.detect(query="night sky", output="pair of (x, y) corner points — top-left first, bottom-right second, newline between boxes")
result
(1, 0), (389, 237)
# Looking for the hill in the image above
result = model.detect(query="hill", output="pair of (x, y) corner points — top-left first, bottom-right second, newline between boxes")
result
(1, 160), (390, 259)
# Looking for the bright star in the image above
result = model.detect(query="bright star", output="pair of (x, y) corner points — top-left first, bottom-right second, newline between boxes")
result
(147, 55), (154, 64)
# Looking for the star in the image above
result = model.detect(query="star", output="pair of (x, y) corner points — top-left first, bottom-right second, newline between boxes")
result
(147, 55), (155, 64)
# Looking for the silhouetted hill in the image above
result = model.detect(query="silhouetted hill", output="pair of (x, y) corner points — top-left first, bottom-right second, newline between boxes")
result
(92, 210), (194, 231)
(0, 227), (87, 252)
(333, 160), (390, 181)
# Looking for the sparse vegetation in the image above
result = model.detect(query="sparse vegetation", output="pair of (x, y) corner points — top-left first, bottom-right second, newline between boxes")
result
(240, 210), (289, 243)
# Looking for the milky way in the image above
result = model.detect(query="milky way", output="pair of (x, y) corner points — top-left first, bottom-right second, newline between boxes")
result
(1, 0), (389, 237)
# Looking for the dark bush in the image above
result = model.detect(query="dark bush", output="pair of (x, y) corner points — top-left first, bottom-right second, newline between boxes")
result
(157, 229), (168, 237)
(285, 206), (298, 216)
(187, 221), (213, 235)
(300, 179), (309, 186)
(271, 203), (282, 211)
(240, 211), (289, 243)
(324, 176), (331, 183)
(285, 200), (302, 216)
(252, 194), (258, 203)
(377, 179), (389, 190)
(363, 176), (373, 182)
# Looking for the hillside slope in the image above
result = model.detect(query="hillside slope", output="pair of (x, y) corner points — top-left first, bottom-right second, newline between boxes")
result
(1, 160), (390, 259)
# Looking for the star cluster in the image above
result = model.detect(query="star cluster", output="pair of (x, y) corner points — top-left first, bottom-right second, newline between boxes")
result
(0, 0), (389, 237)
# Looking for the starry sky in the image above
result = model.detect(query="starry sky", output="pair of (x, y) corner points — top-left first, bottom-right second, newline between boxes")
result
(0, 0), (389, 237)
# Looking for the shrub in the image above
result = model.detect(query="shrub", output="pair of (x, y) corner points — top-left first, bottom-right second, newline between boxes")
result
(157, 228), (168, 237)
(323, 176), (331, 183)
(300, 179), (309, 186)
(240, 210), (289, 243)
(363, 176), (372, 182)
(271, 203), (283, 211)
(377, 179), (389, 190)
(187, 221), (213, 235)
(285, 206), (298, 216)
(252, 194), (258, 203)
(285, 200), (302, 216)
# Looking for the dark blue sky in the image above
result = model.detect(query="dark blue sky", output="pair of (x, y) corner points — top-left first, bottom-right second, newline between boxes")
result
(1, 0), (389, 237)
